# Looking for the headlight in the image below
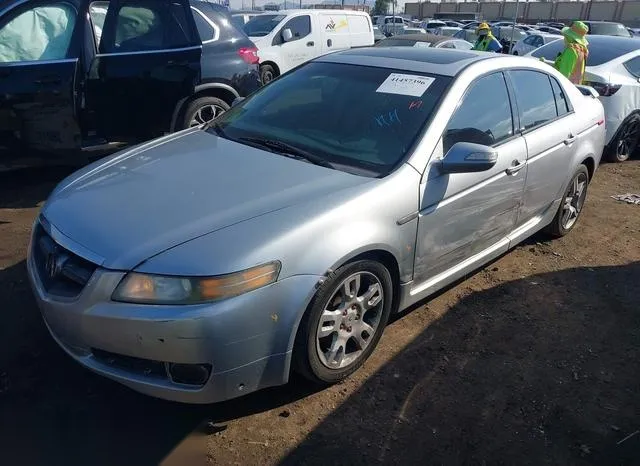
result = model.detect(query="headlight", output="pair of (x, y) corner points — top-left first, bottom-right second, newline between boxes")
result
(112, 262), (281, 304)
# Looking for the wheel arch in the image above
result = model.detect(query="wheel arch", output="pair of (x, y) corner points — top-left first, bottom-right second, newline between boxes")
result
(260, 60), (280, 76)
(580, 155), (596, 182)
(169, 83), (239, 131)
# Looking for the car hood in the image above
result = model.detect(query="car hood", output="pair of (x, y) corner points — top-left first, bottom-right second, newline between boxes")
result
(42, 129), (371, 270)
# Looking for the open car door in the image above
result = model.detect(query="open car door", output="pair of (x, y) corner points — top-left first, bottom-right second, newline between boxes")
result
(0, 0), (82, 153)
(86, 0), (202, 143)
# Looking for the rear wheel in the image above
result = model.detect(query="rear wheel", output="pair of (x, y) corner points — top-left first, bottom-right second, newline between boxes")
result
(294, 260), (393, 384)
(544, 164), (589, 237)
(260, 64), (277, 85)
(180, 96), (230, 129)
(607, 114), (640, 163)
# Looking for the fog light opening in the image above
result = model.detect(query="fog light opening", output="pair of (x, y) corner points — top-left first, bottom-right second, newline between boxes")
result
(167, 363), (211, 386)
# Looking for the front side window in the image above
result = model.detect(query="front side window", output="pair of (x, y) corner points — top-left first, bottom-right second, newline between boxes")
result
(0, 3), (77, 63)
(509, 70), (557, 131)
(443, 72), (514, 153)
(523, 36), (535, 45)
(279, 15), (311, 42)
(209, 62), (452, 176)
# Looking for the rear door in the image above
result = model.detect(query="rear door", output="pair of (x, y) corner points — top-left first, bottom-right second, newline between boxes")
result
(507, 70), (576, 225)
(0, 0), (82, 152)
(85, 0), (201, 142)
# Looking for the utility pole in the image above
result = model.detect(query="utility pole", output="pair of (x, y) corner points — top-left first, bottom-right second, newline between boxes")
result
(509, 0), (520, 54)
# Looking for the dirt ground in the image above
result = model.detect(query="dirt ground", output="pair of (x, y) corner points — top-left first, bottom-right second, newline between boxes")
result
(0, 161), (638, 466)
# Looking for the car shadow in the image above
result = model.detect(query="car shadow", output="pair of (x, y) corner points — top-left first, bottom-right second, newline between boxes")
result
(280, 262), (640, 465)
(0, 259), (323, 466)
(0, 166), (77, 209)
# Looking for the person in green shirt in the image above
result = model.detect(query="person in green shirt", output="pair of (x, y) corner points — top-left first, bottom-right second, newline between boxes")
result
(472, 23), (503, 53)
(554, 21), (589, 84)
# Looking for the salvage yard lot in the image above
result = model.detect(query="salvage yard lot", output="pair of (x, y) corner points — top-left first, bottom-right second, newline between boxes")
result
(0, 161), (638, 465)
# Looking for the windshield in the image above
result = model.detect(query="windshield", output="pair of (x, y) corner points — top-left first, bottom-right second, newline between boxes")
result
(375, 38), (431, 47)
(209, 62), (451, 176)
(588, 22), (632, 37)
(532, 38), (640, 66)
(243, 14), (285, 37)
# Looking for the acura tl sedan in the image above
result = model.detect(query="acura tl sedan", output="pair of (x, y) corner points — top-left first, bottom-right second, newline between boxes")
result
(28, 48), (606, 404)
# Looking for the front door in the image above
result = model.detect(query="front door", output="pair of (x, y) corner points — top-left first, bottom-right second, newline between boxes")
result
(273, 14), (316, 74)
(85, 0), (202, 143)
(413, 72), (528, 285)
(0, 0), (82, 153)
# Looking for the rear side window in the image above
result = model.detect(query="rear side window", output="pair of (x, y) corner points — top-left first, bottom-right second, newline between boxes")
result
(191, 7), (217, 43)
(443, 72), (514, 153)
(509, 70), (557, 130)
(624, 56), (640, 78)
(0, 2), (77, 62)
(550, 77), (570, 116)
(101, 0), (197, 53)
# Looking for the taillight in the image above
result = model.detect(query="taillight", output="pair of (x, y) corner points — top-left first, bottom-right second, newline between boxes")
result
(238, 47), (259, 65)
(584, 81), (622, 97)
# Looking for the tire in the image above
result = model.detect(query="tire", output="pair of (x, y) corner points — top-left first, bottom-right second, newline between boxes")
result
(544, 164), (590, 238)
(513, 51), (519, 55)
(293, 260), (393, 384)
(260, 64), (276, 85)
(180, 96), (230, 129)
(606, 114), (640, 163)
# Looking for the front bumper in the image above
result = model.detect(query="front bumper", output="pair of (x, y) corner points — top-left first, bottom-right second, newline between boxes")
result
(27, 224), (320, 404)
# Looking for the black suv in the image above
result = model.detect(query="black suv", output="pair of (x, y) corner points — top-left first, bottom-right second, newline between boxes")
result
(0, 0), (260, 166)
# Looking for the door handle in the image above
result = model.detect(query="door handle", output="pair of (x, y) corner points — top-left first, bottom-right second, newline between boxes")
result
(306, 41), (314, 46)
(505, 160), (526, 175)
(564, 134), (576, 145)
(327, 39), (332, 47)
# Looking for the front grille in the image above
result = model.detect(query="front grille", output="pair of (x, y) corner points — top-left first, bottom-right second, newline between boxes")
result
(32, 223), (97, 298)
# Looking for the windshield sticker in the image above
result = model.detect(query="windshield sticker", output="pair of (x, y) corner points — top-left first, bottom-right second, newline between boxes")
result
(376, 74), (435, 97)
(374, 109), (401, 127)
(413, 42), (431, 48)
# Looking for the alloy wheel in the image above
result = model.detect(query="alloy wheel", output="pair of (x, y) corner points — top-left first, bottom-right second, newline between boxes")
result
(316, 272), (384, 369)
(616, 120), (639, 162)
(189, 104), (226, 127)
(561, 171), (588, 230)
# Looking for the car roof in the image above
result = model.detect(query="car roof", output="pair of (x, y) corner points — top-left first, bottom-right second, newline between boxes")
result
(317, 47), (494, 77)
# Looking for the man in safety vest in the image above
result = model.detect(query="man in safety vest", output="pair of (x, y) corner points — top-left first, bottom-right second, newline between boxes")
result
(472, 23), (503, 53)
(554, 21), (589, 85)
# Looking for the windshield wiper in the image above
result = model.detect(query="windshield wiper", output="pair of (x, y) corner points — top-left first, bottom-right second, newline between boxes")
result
(239, 137), (334, 169)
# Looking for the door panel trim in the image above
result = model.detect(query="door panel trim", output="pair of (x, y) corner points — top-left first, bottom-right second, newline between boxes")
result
(95, 45), (202, 58)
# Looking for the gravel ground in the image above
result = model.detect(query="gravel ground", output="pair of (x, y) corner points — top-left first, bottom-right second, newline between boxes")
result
(0, 161), (638, 466)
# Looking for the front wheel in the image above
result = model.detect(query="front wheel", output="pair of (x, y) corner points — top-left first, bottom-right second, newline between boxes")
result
(293, 260), (393, 384)
(606, 115), (640, 163)
(544, 164), (589, 237)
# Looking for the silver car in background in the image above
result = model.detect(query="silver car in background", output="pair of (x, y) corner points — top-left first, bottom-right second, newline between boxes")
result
(28, 48), (605, 404)
(531, 35), (640, 162)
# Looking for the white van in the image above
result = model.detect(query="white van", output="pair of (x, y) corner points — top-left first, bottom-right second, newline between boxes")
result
(244, 10), (374, 84)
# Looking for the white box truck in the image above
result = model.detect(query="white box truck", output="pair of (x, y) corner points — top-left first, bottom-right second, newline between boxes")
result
(243, 9), (374, 84)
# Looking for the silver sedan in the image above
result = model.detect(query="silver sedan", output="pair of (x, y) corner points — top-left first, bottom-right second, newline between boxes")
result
(28, 48), (606, 404)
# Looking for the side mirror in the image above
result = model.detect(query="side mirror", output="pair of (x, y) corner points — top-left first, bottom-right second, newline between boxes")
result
(282, 28), (293, 42)
(232, 96), (245, 106)
(441, 142), (498, 173)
